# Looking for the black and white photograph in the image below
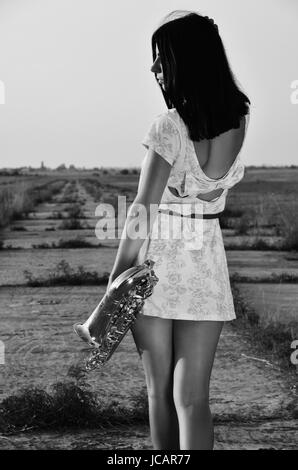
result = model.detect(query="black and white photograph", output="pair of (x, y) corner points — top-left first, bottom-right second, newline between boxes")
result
(0, 0), (297, 452)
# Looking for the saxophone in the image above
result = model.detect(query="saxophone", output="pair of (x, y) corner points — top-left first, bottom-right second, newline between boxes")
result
(73, 259), (158, 371)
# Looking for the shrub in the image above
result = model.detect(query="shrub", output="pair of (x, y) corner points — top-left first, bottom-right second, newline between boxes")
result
(236, 215), (250, 235)
(79, 178), (102, 201)
(59, 219), (86, 230)
(0, 380), (149, 433)
(23, 259), (109, 286)
(32, 238), (109, 249)
(280, 223), (298, 252)
(66, 203), (86, 219)
(231, 282), (297, 370)
(0, 180), (66, 228)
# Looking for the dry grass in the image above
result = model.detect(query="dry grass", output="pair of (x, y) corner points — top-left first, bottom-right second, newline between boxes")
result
(0, 180), (66, 228)
(79, 178), (103, 202)
(32, 237), (110, 249)
(23, 259), (109, 286)
(230, 272), (298, 283)
(0, 364), (148, 434)
(59, 219), (89, 230)
(231, 282), (297, 370)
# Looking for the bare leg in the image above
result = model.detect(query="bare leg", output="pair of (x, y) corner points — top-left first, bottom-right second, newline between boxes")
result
(130, 314), (179, 450)
(173, 320), (224, 450)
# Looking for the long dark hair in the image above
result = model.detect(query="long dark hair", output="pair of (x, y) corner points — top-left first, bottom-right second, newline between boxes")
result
(151, 10), (251, 141)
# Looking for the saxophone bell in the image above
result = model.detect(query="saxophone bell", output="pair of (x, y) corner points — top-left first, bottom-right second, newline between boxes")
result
(73, 259), (159, 370)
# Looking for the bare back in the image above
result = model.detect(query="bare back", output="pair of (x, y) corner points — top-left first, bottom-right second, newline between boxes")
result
(192, 115), (247, 180)
(191, 115), (247, 201)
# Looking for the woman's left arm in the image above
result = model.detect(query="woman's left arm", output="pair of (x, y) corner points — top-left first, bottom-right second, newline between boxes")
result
(107, 149), (172, 289)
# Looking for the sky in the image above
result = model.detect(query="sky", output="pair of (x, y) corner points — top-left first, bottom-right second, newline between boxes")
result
(0, 0), (297, 169)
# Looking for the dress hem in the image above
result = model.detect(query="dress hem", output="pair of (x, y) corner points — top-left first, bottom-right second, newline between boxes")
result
(139, 313), (236, 321)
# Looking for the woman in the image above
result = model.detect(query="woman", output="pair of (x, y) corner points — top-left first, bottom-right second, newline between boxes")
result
(107, 10), (251, 450)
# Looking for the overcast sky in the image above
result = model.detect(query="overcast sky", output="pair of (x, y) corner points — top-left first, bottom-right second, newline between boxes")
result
(0, 0), (297, 169)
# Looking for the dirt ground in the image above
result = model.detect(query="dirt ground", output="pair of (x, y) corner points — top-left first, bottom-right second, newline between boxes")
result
(0, 319), (296, 450)
(0, 179), (297, 450)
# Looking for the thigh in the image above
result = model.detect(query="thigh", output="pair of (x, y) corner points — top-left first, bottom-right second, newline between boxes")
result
(130, 314), (174, 397)
(173, 320), (224, 407)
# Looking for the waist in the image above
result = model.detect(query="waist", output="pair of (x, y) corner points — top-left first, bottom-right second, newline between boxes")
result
(157, 208), (224, 219)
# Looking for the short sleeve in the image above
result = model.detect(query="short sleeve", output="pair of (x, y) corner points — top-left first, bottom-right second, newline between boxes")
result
(141, 113), (182, 166)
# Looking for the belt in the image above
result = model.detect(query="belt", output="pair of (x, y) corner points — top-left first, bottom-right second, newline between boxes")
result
(157, 209), (224, 219)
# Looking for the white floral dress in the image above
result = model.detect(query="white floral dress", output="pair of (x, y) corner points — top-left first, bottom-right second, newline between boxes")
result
(135, 108), (250, 321)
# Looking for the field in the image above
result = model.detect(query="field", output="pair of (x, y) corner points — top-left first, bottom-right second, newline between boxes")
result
(0, 166), (297, 450)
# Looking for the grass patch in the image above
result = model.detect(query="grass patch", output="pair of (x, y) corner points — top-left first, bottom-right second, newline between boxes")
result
(58, 180), (80, 204)
(0, 243), (22, 250)
(280, 224), (298, 252)
(65, 203), (86, 219)
(219, 208), (244, 229)
(0, 360), (295, 435)
(11, 225), (27, 231)
(231, 282), (298, 371)
(230, 272), (298, 283)
(59, 195), (79, 203)
(32, 237), (110, 249)
(53, 238), (95, 248)
(0, 180), (67, 228)
(29, 180), (66, 205)
(235, 216), (251, 235)
(48, 210), (66, 219)
(59, 219), (89, 230)
(225, 237), (283, 250)
(0, 365), (149, 434)
(79, 178), (103, 202)
(270, 197), (298, 251)
(247, 237), (277, 250)
(23, 259), (109, 286)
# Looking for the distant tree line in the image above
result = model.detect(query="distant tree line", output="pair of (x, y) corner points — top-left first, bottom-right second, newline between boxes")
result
(1, 165), (297, 177)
